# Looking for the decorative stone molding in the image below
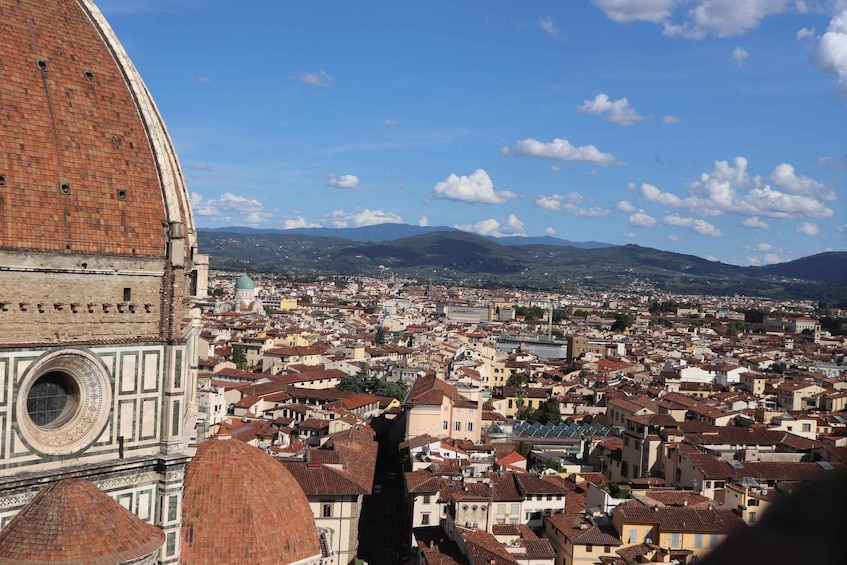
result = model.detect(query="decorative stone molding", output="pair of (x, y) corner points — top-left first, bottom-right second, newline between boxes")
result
(16, 349), (113, 456)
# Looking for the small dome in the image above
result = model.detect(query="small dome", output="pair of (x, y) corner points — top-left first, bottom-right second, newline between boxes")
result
(181, 434), (321, 564)
(234, 273), (255, 290)
(0, 478), (164, 564)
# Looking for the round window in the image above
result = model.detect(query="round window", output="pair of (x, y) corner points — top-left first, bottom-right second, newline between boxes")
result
(26, 370), (79, 428)
(17, 350), (111, 456)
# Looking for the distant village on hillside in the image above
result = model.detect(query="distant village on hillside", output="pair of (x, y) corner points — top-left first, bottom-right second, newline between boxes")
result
(194, 270), (846, 564)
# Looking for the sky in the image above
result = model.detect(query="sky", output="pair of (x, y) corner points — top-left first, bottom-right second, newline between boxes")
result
(97, 0), (846, 266)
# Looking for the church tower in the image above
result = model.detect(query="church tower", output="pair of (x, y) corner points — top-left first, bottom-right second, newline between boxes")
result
(0, 1), (207, 562)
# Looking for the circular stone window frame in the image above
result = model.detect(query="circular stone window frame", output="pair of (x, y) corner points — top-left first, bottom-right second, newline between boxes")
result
(16, 349), (112, 456)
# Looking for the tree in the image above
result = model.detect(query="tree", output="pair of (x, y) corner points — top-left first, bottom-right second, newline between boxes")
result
(232, 346), (248, 370)
(212, 287), (225, 297)
(611, 313), (635, 332)
(506, 370), (529, 388)
(544, 402), (562, 426)
(374, 326), (386, 345)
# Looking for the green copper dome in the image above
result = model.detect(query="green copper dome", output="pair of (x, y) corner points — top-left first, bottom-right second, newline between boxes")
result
(234, 273), (254, 291)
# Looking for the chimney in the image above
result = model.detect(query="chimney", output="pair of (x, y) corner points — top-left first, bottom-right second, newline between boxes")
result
(683, 499), (688, 506)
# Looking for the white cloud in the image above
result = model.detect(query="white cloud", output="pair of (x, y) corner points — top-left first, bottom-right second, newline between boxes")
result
(594, 0), (791, 40)
(195, 76), (213, 84)
(455, 214), (526, 237)
(535, 193), (609, 217)
(770, 163), (836, 200)
(747, 256), (761, 265)
(796, 222), (820, 235)
(283, 215), (320, 229)
(749, 242), (778, 251)
(662, 214), (723, 236)
(622, 232), (636, 238)
(384, 119), (400, 127)
(191, 191), (270, 226)
(629, 211), (658, 227)
(322, 209), (403, 228)
(578, 93), (645, 126)
(797, 26), (815, 40)
(661, 114), (681, 124)
(764, 253), (781, 264)
(592, 0), (675, 23)
(616, 200), (636, 213)
(418, 216), (429, 227)
(639, 156), (834, 219)
(664, 0), (790, 39)
(641, 182), (685, 207)
(732, 46), (749, 65)
(742, 216), (769, 228)
(433, 169), (515, 204)
(811, 10), (847, 94)
(326, 173), (360, 189)
(539, 16), (558, 37)
(502, 138), (623, 166)
(668, 234), (679, 241)
(549, 165), (564, 172)
(291, 70), (333, 87)
(544, 227), (556, 236)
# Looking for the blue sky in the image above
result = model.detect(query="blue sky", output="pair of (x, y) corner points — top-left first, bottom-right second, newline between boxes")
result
(98, 0), (846, 266)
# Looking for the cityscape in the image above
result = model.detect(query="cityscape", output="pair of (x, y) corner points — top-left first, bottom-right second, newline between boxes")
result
(0, 2), (845, 565)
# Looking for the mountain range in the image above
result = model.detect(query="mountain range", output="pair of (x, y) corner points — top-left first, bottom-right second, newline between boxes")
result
(198, 225), (847, 301)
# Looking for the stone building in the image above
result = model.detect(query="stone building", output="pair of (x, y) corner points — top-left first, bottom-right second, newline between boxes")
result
(0, 0), (207, 562)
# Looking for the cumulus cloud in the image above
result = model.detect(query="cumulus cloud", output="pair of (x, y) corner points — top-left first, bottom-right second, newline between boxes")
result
(539, 16), (558, 36)
(535, 193), (609, 217)
(544, 227), (556, 236)
(578, 93), (645, 126)
(797, 26), (815, 40)
(629, 211), (658, 227)
(291, 70), (333, 87)
(747, 256), (761, 265)
(811, 10), (847, 94)
(742, 216), (769, 228)
(616, 200), (636, 213)
(661, 114), (681, 124)
(764, 253), (781, 264)
(732, 46), (749, 65)
(326, 173), (360, 189)
(384, 119), (400, 127)
(433, 169), (515, 204)
(662, 214), (723, 236)
(418, 216), (429, 227)
(321, 209), (403, 228)
(796, 222), (820, 235)
(770, 163), (836, 200)
(593, 0), (792, 40)
(455, 214), (526, 237)
(283, 215), (320, 229)
(622, 232), (636, 238)
(502, 138), (623, 166)
(591, 0), (675, 23)
(191, 191), (271, 226)
(639, 156), (834, 219)
(748, 242), (779, 251)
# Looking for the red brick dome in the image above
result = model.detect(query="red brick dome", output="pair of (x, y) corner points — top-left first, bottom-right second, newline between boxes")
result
(0, 478), (165, 564)
(0, 0), (194, 257)
(181, 433), (321, 564)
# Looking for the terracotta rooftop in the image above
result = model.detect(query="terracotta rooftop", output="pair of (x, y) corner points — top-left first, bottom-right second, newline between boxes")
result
(0, 478), (164, 565)
(181, 433), (320, 564)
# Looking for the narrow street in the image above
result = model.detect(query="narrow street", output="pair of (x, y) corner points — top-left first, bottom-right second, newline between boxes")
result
(357, 413), (409, 564)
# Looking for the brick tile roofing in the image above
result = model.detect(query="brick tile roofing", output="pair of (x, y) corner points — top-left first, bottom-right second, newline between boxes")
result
(613, 501), (745, 533)
(0, 478), (164, 564)
(0, 0), (187, 256)
(181, 433), (320, 564)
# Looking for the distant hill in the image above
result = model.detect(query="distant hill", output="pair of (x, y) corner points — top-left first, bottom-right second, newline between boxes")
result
(199, 224), (612, 248)
(196, 230), (847, 300)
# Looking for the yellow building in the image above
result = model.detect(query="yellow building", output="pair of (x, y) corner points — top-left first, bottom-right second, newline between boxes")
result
(611, 501), (745, 563)
(545, 513), (621, 565)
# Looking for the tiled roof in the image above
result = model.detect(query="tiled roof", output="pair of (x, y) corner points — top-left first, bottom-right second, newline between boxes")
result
(181, 434), (320, 564)
(281, 461), (369, 495)
(546, 514), (622, 546)
(613, 501), (745, 533)
(0, 479), (164, 564)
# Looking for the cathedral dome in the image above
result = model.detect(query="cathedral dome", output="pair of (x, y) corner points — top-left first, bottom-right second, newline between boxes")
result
(0, 0), (194, 257)
(181, 430), (321, 564)
(235, 273), (255, 290)
(0, 478), (165, 564)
